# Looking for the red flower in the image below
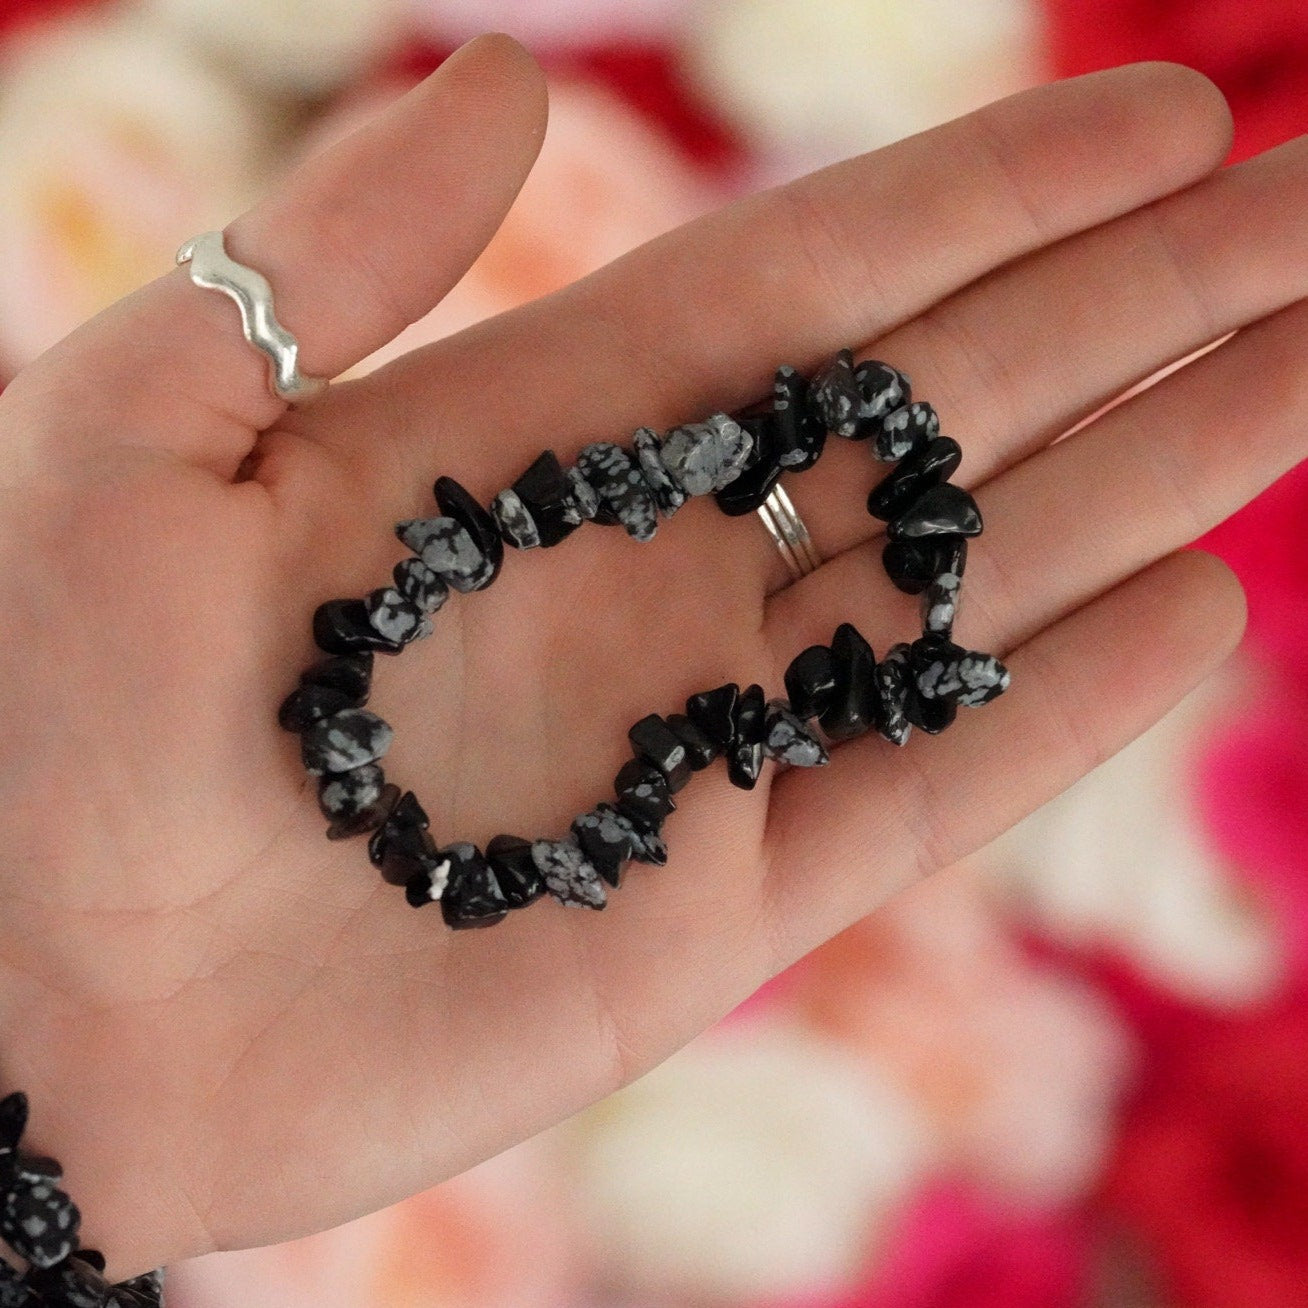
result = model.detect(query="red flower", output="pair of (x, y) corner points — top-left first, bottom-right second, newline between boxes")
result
(1044, 0), (1308, 160)
(0, 0), (103, 41)
(1106, 999), (1308, 1308)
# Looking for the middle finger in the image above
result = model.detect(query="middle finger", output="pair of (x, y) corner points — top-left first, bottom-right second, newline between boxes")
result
(761, 130), (1308, 594)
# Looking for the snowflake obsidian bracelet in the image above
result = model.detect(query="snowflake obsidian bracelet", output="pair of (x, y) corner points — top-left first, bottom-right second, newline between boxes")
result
(0, 1093), (163, 1306)
(276, 348), (1011, 928)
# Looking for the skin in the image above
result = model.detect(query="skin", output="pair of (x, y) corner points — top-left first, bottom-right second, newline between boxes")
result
(0, 33), (1298, 1281)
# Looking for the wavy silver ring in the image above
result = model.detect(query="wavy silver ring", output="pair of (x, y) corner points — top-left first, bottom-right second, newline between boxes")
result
(176, 230), (329, 405)
(757, 482), (821, 581)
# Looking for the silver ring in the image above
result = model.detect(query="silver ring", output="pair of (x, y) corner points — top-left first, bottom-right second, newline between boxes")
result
(176, 230), (328, 405)
(757, 482), (821, 581)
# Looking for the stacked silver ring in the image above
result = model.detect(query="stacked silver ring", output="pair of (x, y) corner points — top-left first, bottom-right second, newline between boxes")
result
(757, 483), (821, 579)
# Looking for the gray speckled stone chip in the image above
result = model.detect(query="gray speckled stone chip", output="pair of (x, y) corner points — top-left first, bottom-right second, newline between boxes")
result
(491, 487), (542, 550)
(398, 515), (494, 592)
(577, 441), (658, 542)
(921, 571), (962, 637)
(601, 801), (668, 866)
(876, 400), (938, 463)
(301, 708), (394, 775)
(854, 358), (911, 422)
(532, 837), (607, 909)
(809, 348), (863, 438)
(393, 558), (449, 613)
(632, 426), (687, 516)
(365, 587), (431, 646)
(763, 700), (829, 767)
(954, 652), (1010, 706)
(0, 1174), (79, 1269)
(872, 642), (913, 746)
(318, 763), (385, 821)
(565, 465), (600, 520)
(657, 413), (753, 496)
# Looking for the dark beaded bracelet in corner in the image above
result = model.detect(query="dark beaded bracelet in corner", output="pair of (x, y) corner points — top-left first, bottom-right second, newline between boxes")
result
(278, 348), (1010, 929)
(0, 1093), (163, 1307)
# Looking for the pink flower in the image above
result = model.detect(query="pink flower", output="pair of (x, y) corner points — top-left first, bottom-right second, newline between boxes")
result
(1196, 686), (1308, 979)
(1200, 461), (1308, 685)
(759, 1182), (1090, 1308)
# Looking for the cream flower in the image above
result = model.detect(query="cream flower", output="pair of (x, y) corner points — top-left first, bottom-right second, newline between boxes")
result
(978, 658), (1282, 1007)
(144, 0), (409, 97)
(412, 0), (694, 46)
(551, 1023), (930, 1300)
(685, 0), (1038, 161)
(0, 9), (271, 372)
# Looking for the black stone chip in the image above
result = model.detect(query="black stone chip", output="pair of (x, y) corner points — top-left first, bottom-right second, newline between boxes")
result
(369, 790), (437, 885)
(439, 843), (510, 929)
(887, 482), (983, 540)
(714, 415), (783, 516)
(867, 437), (963, 521)
(665, 713), (719, 770)
(485, 834), (547, 908)
(627, 714), (692, 792)
(614, 758), (675, 830)
(571, 808), (636, 887)
(686, 682), (739, 749)
(513, 449), (583, 547)
(278, 683), (354, 733)
(0, 1093), (27, 1150)
(300, 652), (373, 703)
(773, 364), (827, 471)
(875, 400), (939, 462)
(818, 623), (877, 741)
(326, 783), (399, 841)
(727, 682), (766, 789)
(22, 1253), (108, 1306)
(904, 687), (958, 734)
(783, 644), (837, 720)
(313, 598), (404, 656)
(882, 536), (968, 595)
(434, 475), (504, 587)
(317, 763), (384, 821)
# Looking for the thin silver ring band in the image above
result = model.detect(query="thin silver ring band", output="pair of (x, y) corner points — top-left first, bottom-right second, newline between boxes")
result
(176, 230), (328, 405)
(757, 482), (821, 581)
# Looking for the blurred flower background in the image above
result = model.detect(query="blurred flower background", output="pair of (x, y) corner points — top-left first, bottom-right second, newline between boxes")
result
(0, 0), (1305, 1304)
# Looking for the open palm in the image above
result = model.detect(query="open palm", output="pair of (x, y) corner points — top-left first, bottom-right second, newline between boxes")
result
(0, 36), (1299, 1282)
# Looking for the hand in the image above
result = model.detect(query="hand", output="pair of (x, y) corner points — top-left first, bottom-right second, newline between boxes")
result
(0, 35), (1293, 1281)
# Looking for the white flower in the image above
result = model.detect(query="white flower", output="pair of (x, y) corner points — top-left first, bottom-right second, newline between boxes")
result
(144, 0), (409, 97)
(0, 9), (271, 370)
(684, 0), (1038, 164)
(978, 657), (1282, 1007)
(551, 1022), (930, 1300)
